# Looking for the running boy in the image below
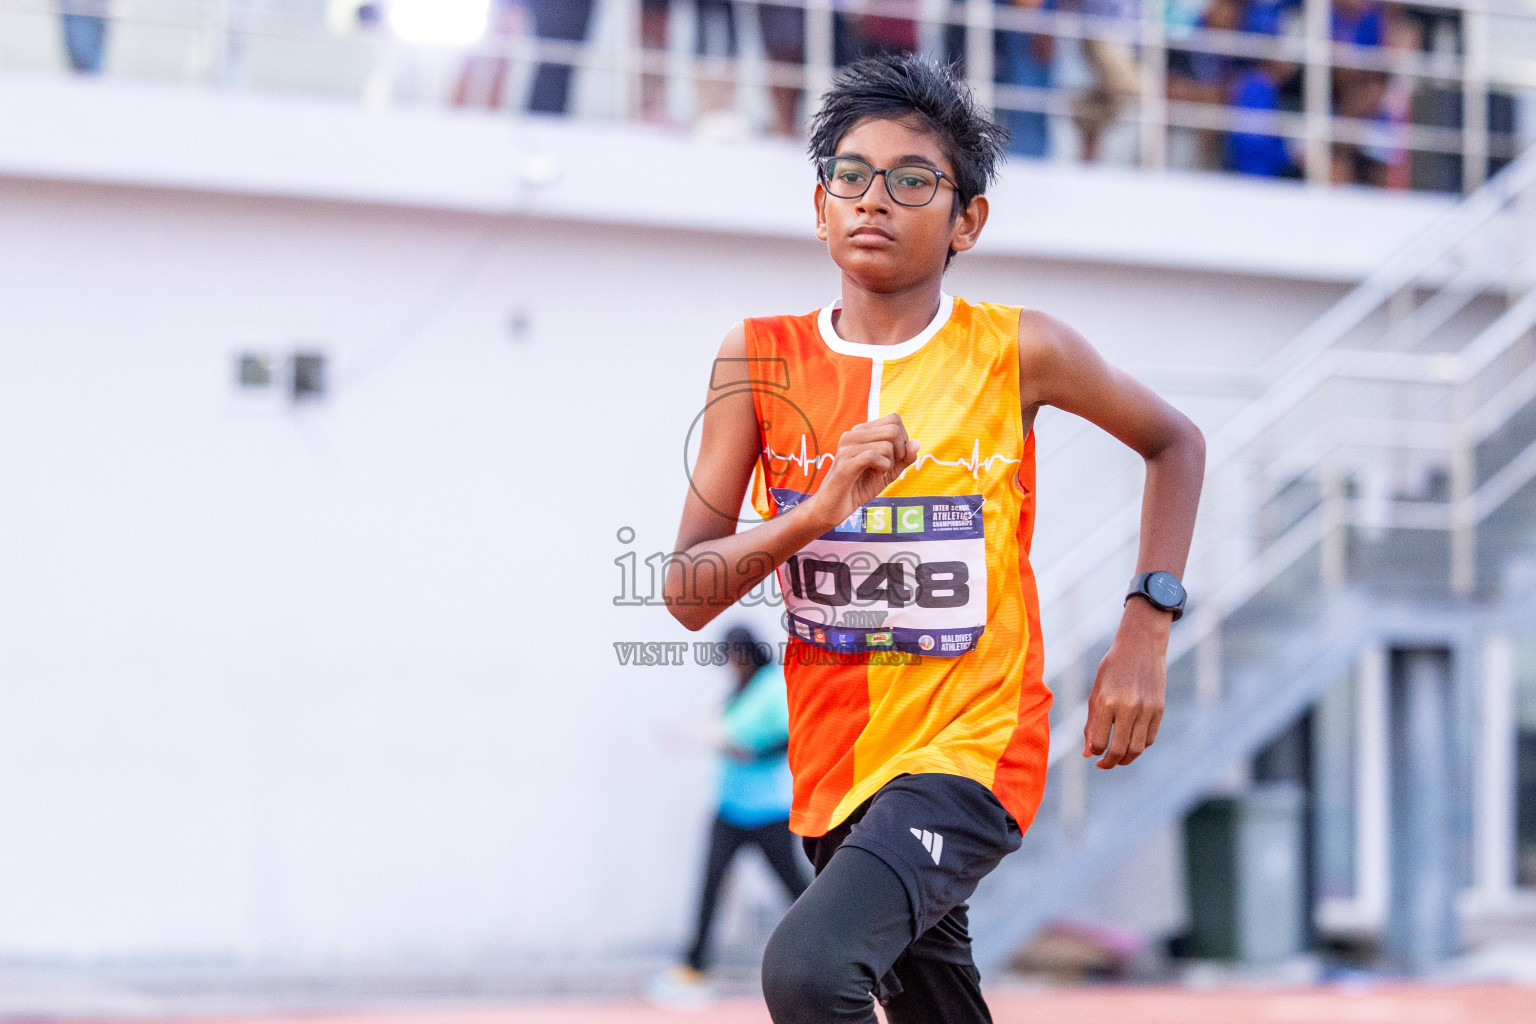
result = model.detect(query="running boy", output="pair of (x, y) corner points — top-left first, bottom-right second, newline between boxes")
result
(665, 55), (1205, 1023)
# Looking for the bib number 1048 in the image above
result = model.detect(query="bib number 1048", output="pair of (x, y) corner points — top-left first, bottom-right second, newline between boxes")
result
(784, 555), (969, 609)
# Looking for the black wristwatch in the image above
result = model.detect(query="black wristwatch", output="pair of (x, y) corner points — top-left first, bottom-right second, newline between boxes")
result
(1126, 571), (1186, 621)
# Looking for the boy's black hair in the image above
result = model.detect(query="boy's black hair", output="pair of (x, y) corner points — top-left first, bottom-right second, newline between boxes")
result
(808, 54), (1009, 215)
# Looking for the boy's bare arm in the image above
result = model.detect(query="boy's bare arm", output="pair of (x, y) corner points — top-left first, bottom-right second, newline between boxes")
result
(1019, 310), (1207, 769)
(667, 326), (920, 632)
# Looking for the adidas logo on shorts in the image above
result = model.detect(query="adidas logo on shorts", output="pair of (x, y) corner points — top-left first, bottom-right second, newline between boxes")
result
(909, 827), (944, 865)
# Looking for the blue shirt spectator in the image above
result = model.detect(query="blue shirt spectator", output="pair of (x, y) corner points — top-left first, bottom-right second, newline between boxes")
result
(996, 0), (1054, 158)
(1226, 65), (1296, 177)
(1244, 0), (1294, 35)
(1332, 0), (1384, 45)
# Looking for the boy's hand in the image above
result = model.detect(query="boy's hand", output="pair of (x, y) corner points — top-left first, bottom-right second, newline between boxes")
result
(805, 414), (921, 530)
(1083, 598), (1169, 768)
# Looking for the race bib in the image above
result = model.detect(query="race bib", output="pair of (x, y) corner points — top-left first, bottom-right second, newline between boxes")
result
(772, 488), (987, 657)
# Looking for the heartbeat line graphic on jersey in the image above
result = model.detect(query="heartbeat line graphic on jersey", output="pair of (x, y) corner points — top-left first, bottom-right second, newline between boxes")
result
(764, 435), (837, 477)
(765, 436), (1019, 480)
(901, 439), (1022, 480)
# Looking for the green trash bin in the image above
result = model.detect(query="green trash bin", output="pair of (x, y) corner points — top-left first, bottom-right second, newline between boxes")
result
(1184, 784), (1305, 962)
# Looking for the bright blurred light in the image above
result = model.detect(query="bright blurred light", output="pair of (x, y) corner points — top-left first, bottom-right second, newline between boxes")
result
(387, 0), (491, 45)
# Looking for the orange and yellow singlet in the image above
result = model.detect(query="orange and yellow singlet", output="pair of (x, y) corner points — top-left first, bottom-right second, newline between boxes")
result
(746, 293), (1052, 838)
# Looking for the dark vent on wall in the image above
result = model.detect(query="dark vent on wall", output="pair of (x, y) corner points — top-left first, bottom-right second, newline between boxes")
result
(292, 352), (326, 401)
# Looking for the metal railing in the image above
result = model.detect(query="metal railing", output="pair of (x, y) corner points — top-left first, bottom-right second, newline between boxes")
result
(1038, 140), (1536, 773)
(2, 0), (1530, 190)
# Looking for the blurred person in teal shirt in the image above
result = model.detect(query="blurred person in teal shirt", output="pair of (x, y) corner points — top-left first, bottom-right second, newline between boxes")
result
(651, 626), (810, 1004)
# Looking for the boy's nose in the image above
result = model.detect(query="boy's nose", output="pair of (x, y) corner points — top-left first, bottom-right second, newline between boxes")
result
(856, 173), (893, 213)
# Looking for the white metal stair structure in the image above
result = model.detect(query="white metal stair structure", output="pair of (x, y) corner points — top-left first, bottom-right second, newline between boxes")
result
(968, 145), (1536, 972)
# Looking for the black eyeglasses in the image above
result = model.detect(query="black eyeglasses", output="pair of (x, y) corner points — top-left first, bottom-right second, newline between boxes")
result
(818, 156), (955, 208)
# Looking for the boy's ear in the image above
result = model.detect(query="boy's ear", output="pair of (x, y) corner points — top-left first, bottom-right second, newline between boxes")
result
(814, 182), (830, 242)
(948, 194), (989, 256)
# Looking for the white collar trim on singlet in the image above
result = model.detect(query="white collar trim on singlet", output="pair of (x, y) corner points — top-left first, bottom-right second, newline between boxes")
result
(817, 291), (954, 361)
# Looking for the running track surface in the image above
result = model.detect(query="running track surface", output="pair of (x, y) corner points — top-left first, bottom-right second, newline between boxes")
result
(69, 985), (1533, 1024)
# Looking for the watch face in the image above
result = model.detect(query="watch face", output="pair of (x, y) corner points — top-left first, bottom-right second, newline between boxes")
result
(1147, 572), (1184, 606)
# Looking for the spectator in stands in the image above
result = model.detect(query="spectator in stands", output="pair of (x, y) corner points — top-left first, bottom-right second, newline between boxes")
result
(1333, 0), (1385, 45)
(1332, 68), (1391, 185)
(684, 0), (782, 135)
(57, 0), (109, 75)
(1226, 58), (1302, 177)
(1205, 0), (1309, 179)
(528, 0), (595, 114)
(639, 0), (669, 122)
(1167, 0), (1241, 101)
(1328, 0), (1388, 184)
(1166, 0), (1243, 170)
(1243, 0), (1296, 35)
(454, 0), (521, 109)
(759, 5), (809, 136)
(1379, 8), (1425, 189)
(638, 1), (807, 137)
(995, 0), (1055, 159)
(1064, 0), (1141, 162)
(835, 7), (918, 66)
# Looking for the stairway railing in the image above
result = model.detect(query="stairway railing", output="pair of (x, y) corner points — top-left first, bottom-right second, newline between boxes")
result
(1036, 144), (1536, 775)
(1037, 144), (1536, 622)
(974, 576), (1536, 968)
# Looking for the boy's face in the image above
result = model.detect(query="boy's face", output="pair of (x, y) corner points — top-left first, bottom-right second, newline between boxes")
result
(814, 117), (987, 292)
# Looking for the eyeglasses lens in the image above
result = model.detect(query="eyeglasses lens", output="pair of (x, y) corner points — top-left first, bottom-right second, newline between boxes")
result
(822, 159), (939, 206)
(886, 166), (939, 205)
(823, 158), (872, 198)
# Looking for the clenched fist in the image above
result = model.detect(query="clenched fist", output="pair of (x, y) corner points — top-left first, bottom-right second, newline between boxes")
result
(804, 414), (921, 531)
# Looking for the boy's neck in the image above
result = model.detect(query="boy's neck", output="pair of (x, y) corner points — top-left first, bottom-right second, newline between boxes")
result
(830, 278), (946, 348)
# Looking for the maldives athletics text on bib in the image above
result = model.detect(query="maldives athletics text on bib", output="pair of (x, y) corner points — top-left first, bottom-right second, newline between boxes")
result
(771, 487), (987, 656)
